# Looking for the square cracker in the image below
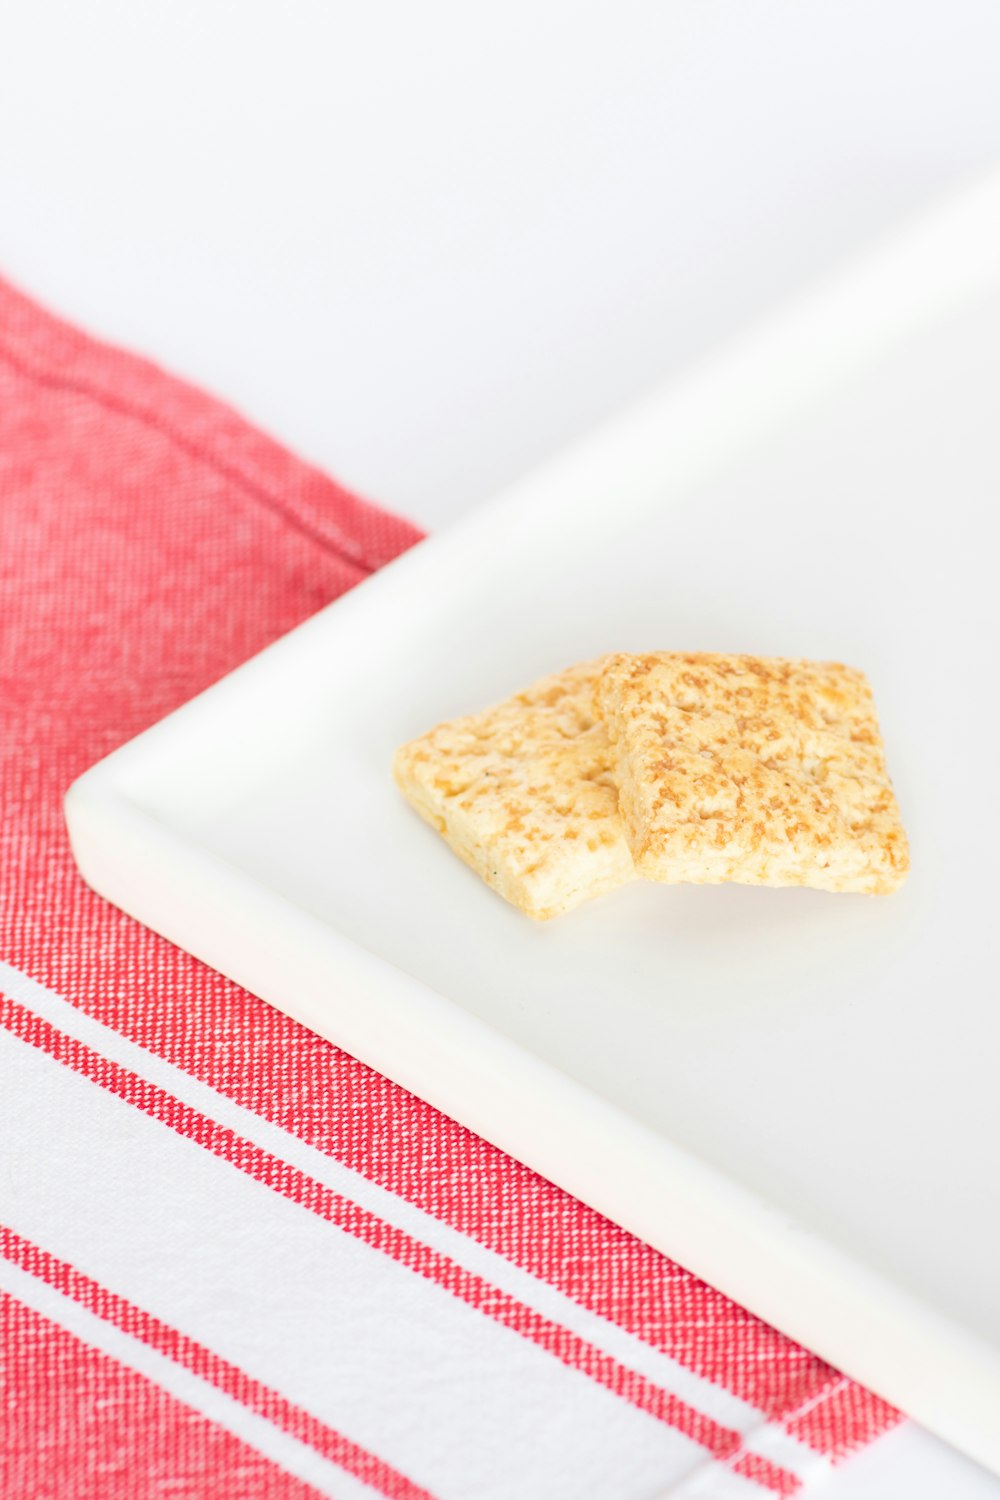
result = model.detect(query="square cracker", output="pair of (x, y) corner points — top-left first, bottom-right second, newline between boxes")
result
(393, 660), (636, 920)
(598, 652), (909, 894)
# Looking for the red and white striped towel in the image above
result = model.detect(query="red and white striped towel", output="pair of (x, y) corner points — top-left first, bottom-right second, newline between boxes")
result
(0, 276), (900, 1499)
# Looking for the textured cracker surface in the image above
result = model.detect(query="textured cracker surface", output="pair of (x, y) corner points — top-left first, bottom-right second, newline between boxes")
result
(598, 652), (909, 894)
(393, 660), (636, 919)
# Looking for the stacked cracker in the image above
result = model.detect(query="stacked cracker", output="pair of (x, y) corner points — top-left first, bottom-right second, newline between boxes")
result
(393, 652), (909, 919)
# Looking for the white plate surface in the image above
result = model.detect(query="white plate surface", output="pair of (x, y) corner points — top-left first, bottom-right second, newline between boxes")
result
(67, 178), (1000, 1473)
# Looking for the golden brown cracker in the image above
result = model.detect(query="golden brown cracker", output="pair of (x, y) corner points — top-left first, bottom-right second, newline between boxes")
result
(598, 652), (908, 893)
(394, 660), (636, 919)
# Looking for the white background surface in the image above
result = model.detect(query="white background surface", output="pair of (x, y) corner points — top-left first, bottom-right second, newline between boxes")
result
(4, 2), (1000, 1493)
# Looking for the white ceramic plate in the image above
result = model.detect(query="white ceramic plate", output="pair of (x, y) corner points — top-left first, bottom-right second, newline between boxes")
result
(66, 177), (1000, 1473)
